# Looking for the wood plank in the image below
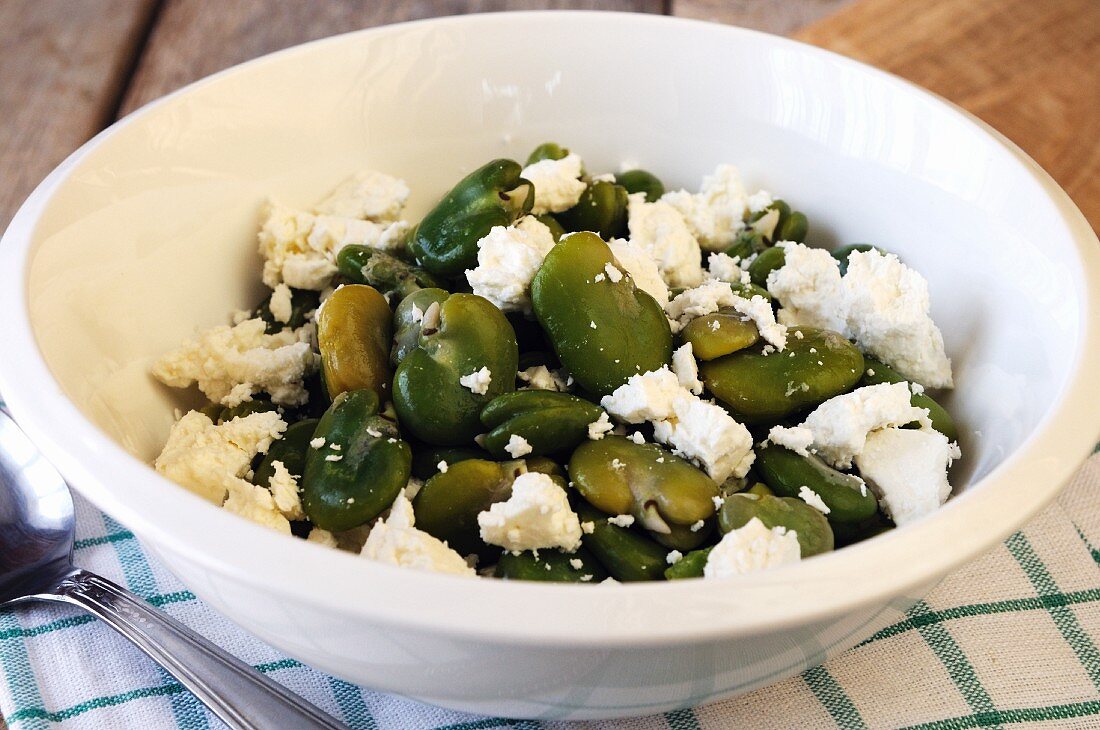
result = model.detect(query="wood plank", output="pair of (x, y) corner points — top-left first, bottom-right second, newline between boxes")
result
(672, 0), (856, 35)
(0, 0), (159, 230)
(792, 0), (1100, 231)
(119, 0), (664, 115)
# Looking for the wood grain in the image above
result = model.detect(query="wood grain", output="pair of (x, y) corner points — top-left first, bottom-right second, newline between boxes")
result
(792, 0), (1100, 230)
(0, 0), (159, 230)
(672, 0), (855, 35)
(119, 0), (664, 114)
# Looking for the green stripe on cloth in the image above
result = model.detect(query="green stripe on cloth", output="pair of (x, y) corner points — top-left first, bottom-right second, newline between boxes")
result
(103, 514), (210, 729)
(898, 700), (1100, 730)
(665, 707), (701, 729)
(5, 683), (187, 724)
(1005, 532), (1100, 690)
(331, 677), (378, 729)
(0, 611), (51, 730)
(909, 601), (1000, 727)
(433, 719), (528, 730)
(859, 588), (1100, 645)
(0, 614), (96, 640)
(1074, 525), (1100, 566)
(73, 529), (134, 550)
(802, 664), (868, 730)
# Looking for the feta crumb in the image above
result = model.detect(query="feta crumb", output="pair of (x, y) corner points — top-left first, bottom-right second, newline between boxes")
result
(746, 189), (774, 213)
(706, 252), (745, 283)
(268, 460), (304, 520)
(268, 284), (293, 324)
(767, 242), (849, 334)
(666, 550), (684, 565)
(607, 514), (635, 528)
(306, 528), (339, 548)
(581, 521), (595, 534)
(151, 318), (314, 407)
(587, 412), (615, 440)
(798, 486), (831, 514)
(459, 367), (492, 395)
(465, 217), (556, 313)
(665, 282), (786, 349)
(309, 437), (325, 449)
(603, 263), (624, 283)
(704, 517), (801, 578)
(626, 193), (704, 288)
(223, 479), (291, 534)
(569, 558), (584, 570)
(505, 433), (533, 458)
(769, 383), (932, 468)
(651, 393), (755, 482)
(477, 473), (583, 552)
(767, 425), (814, 456)
(659, 164), (748, 251)
(311, 170), (410, 222)
(437, 461), (449, 473)
(690, 519), (705, 532)
(521, 153), (586, 214)
(600, 366), (682, 423)
(155, 410), (287, 505)
(362, 492), (475, 576)
(671, 343), (704, 395)
(517, 365), (571, 392)
(610, 458), (625, 471)
(594, 273), (606, 283)
(712, 495), (726, 509)
(629, 431), (646, 445)
(855, 427), (960, 526)
(607, 238), (671, 306)
(325, 454), (343, 462)
(590, 320), (597, 329)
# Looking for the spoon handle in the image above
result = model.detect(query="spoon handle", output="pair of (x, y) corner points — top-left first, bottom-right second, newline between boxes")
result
(44, 569), (347, 730)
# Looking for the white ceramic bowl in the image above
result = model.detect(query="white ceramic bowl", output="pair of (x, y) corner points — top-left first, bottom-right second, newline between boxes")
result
(2, 11), (1098, 721)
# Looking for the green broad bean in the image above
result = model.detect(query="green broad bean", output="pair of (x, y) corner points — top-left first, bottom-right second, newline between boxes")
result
(534, 214), (567, 242)
(681, 308), (760, 360)
(747, 246), (786, 288)
(336, 245), (443, 301)
(525, 142), (569, 165)
(700, 326), (864, 424)
(252, 418), (319, 489)
(391, 288), (450, 367)
(480, 391), (605, 459)
(410, 445), (487, 480)
(301, 389), (412, 531)
(412, 458), (526, 559)
(831, 511), (894, 548)
(575, 502), (668, 582)
(664, 547), (712, 580)
(496, 547), (608, 582)
(556, 180), (629, 240)
(393, 293), (519, 445)
(754, 443), (878, 524)
(317, 284), (392, 402)
(860, 356), (958, 442)
(832, 244), (885, 275)
(569, 437), (719, 551)
(614, 169), (665, 202)
(408, 159), (534, 277)
(746, 482), (774, 497)
(531, 232), (672, 396)
(218, 399), (278, 423)
(718, 493), (833, 557)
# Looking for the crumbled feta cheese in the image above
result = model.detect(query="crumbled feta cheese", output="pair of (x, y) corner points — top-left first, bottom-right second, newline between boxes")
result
(603, 263), (624, 283)
(151, 318), (314, 407)
(459, 367), (492, 395)
(268, 460), (304, 520)
(223, 479), (291, 534)
(569, 558), (585, 570)
(581, 521), (595, 534)
(521, 153), (586, 214)
(651, 393), (755, 482)
(704, 517), (801, 578)
(767, 425), (814, 456)
(843, 250), (953, 388)
(362, 492), (475, 575)
(629, 431), (646, 445)
(258, 202), (409, 290)
(666, 550), (684, 565)
(706, 252), (745, 283)
(325, 454), (342, 462)
(910, 382), (925, 395)
(671, 343), (704, 395)
(465, 217), (556, 313)
(437, 460), (449, 474)
(665, 283), (786, 349)
(607, 514), (635, 528)
(600, 366), (683, 423)
(155, 410), (287, 506)
(594, 273), (606, 283)
(626, 193), (704, 288)
(477, 473), (583, 552)
(306, 528), (339, 548)
(659, 164), (748, 251)
(690, 519), (705, 532)
(587, 412), (615, 440)
(746, 190), (774, 213)
(769, 383), (931, 468)
(607, 238), (671, 306)
(309, 437), (326, 449)
(712, 495), (725, 509)
(504, 433), (533, 458)
(767, 242), (849, 334)
(517, 365), (571, 392)
(798, 486), (831, 514)
(311, 170), (410, 222)
(268, 284), (293, 325)
(855, 427), (960, 526)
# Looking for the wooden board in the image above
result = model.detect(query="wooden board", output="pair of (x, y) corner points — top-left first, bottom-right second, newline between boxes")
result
(0, 0), (158, 230)
(789, 0), (1100, 231)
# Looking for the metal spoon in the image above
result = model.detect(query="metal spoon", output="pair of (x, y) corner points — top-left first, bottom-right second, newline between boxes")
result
(0, 407), (347, 729)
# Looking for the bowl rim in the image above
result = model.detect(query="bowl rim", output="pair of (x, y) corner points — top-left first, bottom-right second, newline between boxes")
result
(1, 9), (1099, 648)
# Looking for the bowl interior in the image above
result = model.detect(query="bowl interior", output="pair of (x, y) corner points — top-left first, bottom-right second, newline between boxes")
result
(5, 13), (1098, 645)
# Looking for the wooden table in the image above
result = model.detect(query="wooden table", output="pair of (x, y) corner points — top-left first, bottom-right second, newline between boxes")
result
(0, 1), (1096, 727)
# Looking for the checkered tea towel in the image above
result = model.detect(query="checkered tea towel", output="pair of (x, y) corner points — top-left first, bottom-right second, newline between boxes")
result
(1, 448), (1097, 729)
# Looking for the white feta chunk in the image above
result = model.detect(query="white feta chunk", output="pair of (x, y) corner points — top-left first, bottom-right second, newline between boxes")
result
(223, 479), (291, 534)
(505, 433), (533, 458)
(306, 527), (339, 548)
(587, 412), (614, 440)
(706, 252), (744, 284)
(607, 238), (671, 306)
(600, 366), (682, 424)
(517, 365), (571, 392)
(521, 153), (586, 214)
(607, 514), (635, 528)
(626, 193), (704, 288)
(268, 284), (293, 324)
(798, 486), (831, 515)
(704, 517), (801, 578)
(746, 190), (774, 213)
(671, 343), (703, 395)
(311, 170), (410, 222)
(362, 492), (475, 575)
(651, 393), (755, 482)
(267, 460), (304, 520)
(151, 318), (314, 407)
(855, 427), (960, 526)
(459, 367), (492, 395)
(465, 217), (556, 313)
(766, 242), (848, 334)
(659, 164), (748, 251)
(477, 473), (583, 552)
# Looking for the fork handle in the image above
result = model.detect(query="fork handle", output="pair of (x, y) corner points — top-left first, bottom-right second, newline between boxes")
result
(42, 568), (347, 730)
